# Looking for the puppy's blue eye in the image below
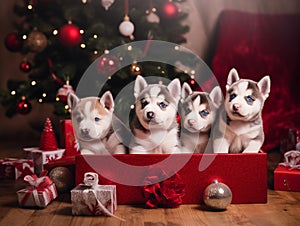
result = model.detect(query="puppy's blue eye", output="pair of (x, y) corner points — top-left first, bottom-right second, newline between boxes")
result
(246, 96), (255, 103)
(159, 102), (168, 109)
(141, 99), (149, 109)
(95, 117), (100, 122)
(200, 110), (208, 117)
(229, 93), (236, 101)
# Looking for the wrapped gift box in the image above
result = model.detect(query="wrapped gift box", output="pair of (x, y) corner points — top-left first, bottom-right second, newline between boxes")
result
(17, 171), (58, 208)
(76, 153), (268, 205)
(274, 165), (300, 192)
(71, 172), (117, 216)
(60, 120), (78, 156)
(24, 148), (65, 175)
(0, 158), (34, 180)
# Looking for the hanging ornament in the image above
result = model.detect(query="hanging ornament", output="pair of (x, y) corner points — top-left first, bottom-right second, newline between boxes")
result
(16, 96), (32, 115)
(146, 11), (160, 24)
(203, 180), (232, 210)
(49, 166), (74, 193)
(56, 80), (75, 103)
(101, 0), (115, 10)
(130, 62), (142, 76)
(25, 31), (48, 52)
(39, 117), (58, 151)
(19, 60), (32, 73)
(58, 23), (82, 47)
(119, 16), (135, 40)
(4, 32), (22, 52)
(159, 1), (179, 20)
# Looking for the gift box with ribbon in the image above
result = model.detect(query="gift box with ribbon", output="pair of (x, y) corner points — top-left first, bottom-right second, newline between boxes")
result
(274, 150), (300, 192)
(17, 170), (58, 208)
(0, 158), (34, 180)
(71, 172), (123, 220)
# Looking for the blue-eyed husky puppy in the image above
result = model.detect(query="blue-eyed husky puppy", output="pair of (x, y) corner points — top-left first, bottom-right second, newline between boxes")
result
(179, 83), (222, 153)
(130, 76), (181, 154)
(213, 68), (271, 153)
(67, 91), (126, 154)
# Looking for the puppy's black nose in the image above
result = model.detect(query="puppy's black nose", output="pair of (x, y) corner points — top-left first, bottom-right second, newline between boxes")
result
(147, 111), (155, 119)
(82, 128), (89, 135)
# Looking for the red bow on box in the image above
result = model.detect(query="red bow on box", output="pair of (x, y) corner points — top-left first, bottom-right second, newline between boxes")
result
(143, 168), (186, 208)
(21, 170), (55, 207)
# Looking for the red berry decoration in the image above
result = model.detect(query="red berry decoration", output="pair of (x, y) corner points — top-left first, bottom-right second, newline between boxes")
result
(96, 55), (118, 75)
(58, 24), (82, 47)
(159, 2), (179, 20)
(4, 32), (22, 52)
(16, 97), (32, 115)
(19, 60), (32, 73)
(39, 117), (58, 151)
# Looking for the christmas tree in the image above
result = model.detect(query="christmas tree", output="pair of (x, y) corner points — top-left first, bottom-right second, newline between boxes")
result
(1, 0), (193, 118)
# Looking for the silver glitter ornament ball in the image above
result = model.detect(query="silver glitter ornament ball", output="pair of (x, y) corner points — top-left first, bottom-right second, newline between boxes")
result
(203, 180), (232, 210)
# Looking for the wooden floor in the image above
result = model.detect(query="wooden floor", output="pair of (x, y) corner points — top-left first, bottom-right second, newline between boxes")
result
(0, 141), (300, 225)
(0, 184), (300, 226)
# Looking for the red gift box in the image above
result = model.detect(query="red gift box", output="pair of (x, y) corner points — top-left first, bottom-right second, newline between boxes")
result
(274, 165), (300, 192)
(17, 171), (58, 208)
(60, 120), (78, 156)
(75, 153), (267, 204)
(0, 158), (34, 180)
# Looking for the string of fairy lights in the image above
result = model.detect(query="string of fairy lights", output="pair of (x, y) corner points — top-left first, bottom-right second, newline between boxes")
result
(4, 0), (193, 115)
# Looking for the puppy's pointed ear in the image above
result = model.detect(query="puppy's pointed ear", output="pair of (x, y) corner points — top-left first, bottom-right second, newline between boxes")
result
(226, 68), (240, 90)
(209, 86), (223, 108)
(258, 75), (271, 100)
(168, 78), (181, 104)
(100, 91), (114, 111)
(181, 82), (193, 101)
(67, 92), (80, 110)
(134, 76), (148, 99)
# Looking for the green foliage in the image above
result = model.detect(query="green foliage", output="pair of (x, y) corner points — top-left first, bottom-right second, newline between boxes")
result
(1, 0), (190, 117)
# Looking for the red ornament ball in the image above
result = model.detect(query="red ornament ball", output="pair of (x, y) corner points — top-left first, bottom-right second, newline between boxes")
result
(19, 61), (32, 73)
(16, 98), (32, 115)
(58, 24), (82, 47)
(159, 2), (179, 20)
(4, 32), (22, 52)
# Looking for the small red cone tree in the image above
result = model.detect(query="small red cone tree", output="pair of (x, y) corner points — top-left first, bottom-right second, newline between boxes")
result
(39, 117), (58, 151)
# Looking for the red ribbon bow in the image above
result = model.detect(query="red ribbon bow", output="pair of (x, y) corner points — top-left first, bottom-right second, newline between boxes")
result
(23, 170), (52, 189)
(143, 168), (186, 208)
(21, 170), (54, 207)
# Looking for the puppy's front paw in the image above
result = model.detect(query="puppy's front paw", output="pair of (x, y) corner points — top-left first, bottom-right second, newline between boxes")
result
(80, 149), (95, 155)
(130, 145), (148, 154)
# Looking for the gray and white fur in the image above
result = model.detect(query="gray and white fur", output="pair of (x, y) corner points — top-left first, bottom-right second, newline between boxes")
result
(67, 91), (126, 155)
(179, 83), (222, 153)
(129, 76), (181, 154)
(213, 68), (271, 153)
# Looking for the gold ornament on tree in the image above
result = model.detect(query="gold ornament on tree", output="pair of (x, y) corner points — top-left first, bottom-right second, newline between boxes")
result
(49, 166), (74, 193)
(25, 31), (48, 52)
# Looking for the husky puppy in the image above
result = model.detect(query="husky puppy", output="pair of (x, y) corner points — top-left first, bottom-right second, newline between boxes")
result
(67, 91), (126, 155)
(213, 68), (271, 153)
(130, 76), (181, 154)
(179, 83), (222, 153)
